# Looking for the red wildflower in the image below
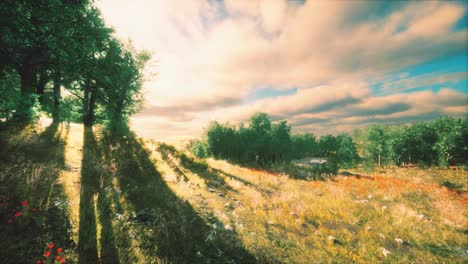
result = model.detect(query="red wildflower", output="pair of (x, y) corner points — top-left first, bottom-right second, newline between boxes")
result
(36, 260), (43, 264)
(48, 243), (54, 249)
(57, 247), (63, 253)
(56, 256), (61, 260)
(7, 219), (13, 224)
(21, 200), (29, 207)
(44, 251), (51, 257)
(14, 211), (22, 217)
(60, 259), (65, 263)
(32, 207), (37, 212)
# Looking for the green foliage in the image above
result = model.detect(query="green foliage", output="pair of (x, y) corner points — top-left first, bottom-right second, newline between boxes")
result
(187, 139), (208, 158)
(0, 1), (150, 129)
(0, 71), (21, 122)
(336, 133), (360, 168)
(355, 117), (467, 168)
(291, 133), (318, 158)
(198, 113), (360, 178)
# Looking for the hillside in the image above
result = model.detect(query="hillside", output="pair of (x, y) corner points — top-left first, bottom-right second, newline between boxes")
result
(0, 122), (467, 263)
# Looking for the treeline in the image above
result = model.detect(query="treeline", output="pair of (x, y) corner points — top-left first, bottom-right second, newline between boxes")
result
(189, 113), (467, 175)
(189, 113), (360, 175)
(0, 1), (149, 132)
(354, 117), (467, 168)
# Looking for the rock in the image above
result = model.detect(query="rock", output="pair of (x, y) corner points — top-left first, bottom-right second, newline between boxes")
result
(381, 247), (391, 257)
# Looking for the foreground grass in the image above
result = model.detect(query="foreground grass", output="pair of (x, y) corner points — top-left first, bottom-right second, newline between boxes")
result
(1, 122), (466, 263)
(154, 143), (467, 263)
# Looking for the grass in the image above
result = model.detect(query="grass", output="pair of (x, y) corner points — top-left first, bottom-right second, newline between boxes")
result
(0, 121), (467, 263)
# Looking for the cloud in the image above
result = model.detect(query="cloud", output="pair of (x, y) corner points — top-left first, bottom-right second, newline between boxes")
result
(96, 0), (468, 139)
(380, 71), (468, 93)
(136, 95), (243, 121)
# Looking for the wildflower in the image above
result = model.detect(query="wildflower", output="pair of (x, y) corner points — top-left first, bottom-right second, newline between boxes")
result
(395, 238), (403, 244)
(36, 260), (43, 264)
(48, 243), (55, 249)
(7, 219), (13, 224)
(31, 208), (37, 212)
(60, 259), (65, 263)
(14, 211), (23, 217)
(56, 256), (61, 260)
(21, 200), (29, 207)
(57, 247), (63, 253)
(44, 251), (51, 257)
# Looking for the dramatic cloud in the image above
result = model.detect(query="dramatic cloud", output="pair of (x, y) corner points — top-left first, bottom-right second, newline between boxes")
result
(97, 0), (468, 139)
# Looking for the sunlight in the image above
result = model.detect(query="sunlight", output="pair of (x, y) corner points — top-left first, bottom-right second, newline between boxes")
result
(60, 123), (84, 244)
(1, 1), (467, 263)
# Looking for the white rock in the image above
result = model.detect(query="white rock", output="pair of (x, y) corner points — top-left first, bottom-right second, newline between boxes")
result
(381, 247), (391, 257)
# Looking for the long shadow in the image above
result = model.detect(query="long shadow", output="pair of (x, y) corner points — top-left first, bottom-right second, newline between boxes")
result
(78, 126), (99, 263)
(212, 168), (273, 195)
(79, 126), (120, 264)
(158, 144), (237, 194)
(103, 133), (257, 263)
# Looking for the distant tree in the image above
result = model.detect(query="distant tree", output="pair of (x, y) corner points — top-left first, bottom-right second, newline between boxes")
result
(291, 133), (318, 158)
(366, 126), (390, 167)
(336, 133), (359, 168)
(270, 121), (292, 162)
(432, 117), (467, 167)
(248, 113), (272, 165)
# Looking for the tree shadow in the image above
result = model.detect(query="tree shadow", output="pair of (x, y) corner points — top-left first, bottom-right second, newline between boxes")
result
(212, 168), (272, 195)
(158, 143), (237, 194)
(103, 133), (257, 263)
(340, 171), (374, 180)
(79, 126), (120, 264)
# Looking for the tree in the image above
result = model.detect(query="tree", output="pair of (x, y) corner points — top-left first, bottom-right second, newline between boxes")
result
(336, 133), (359, 168)
(270, 121), (292, 162)
(291, 133), (318, 159)
(433, 117), (467, 167)
(366, 126), (390, 167)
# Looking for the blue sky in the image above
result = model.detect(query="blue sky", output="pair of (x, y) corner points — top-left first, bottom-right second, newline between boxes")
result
(97, 0), (468, 139)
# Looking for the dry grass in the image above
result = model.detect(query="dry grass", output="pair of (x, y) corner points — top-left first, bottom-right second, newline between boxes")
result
(151, 142), (468, 263)
(1, 123), (467, 263)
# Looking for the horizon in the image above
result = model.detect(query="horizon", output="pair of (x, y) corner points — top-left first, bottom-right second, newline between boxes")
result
(96, 0), (468, 140)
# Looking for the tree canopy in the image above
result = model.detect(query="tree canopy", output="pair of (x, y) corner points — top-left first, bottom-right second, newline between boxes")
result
(0, 0), (150, 132)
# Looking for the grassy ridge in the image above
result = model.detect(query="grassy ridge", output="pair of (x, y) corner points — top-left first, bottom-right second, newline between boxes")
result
(0, 123), (467, 263)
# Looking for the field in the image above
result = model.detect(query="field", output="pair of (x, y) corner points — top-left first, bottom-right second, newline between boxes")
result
(0, 122), (467, 263)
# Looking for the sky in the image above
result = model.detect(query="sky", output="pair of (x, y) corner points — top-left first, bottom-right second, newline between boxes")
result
(96, 0), (468, 140)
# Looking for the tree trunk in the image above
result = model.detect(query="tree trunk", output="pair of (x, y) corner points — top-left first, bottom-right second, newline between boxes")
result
(83, 83), (96, 127)
(14, 63), (36, 121)
(378, 149), (381, 167)
(52, 71), (61, 122)
(19, 63), (35, 94)
(36, 68), (48, 103)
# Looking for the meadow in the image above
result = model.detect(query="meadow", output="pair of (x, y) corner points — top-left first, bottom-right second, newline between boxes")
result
(0, 122), (466, 263)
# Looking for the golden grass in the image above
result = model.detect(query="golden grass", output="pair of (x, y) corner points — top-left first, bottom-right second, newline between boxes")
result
(150, 142), (468, 263)
(2, 123), (466, 263)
